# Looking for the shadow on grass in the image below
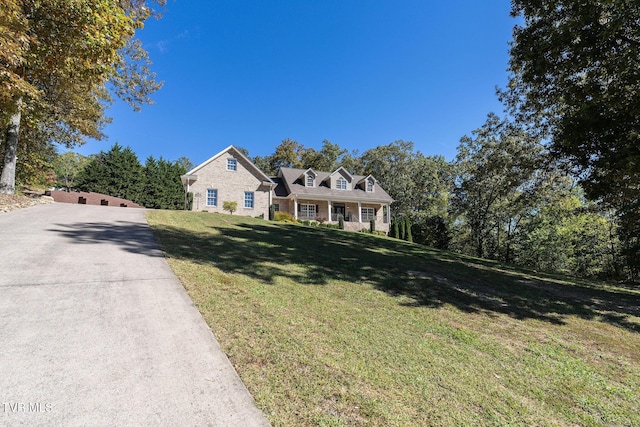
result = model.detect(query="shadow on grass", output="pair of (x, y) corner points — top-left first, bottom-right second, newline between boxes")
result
(150, 216), (640, 333)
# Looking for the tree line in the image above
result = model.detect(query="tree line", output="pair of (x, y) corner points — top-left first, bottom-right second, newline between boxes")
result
(53, 144), (190, 210)
(240, 129), (630, 280)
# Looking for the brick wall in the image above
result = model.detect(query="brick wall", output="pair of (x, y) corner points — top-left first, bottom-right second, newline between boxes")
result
(189, 153), (270, 218)
(47, 191), (143, 208)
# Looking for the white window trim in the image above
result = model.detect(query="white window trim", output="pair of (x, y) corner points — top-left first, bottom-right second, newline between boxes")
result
(306, 174), (314, 187)
(227, 158), (237, 171)
(300, 203), (317, 219)
(366, 180), (374, 192)
(336, 177), (347, 190)
(206, 189), (218, 207)
(244, 191), (254, 208)
(362, 207), (375, 221)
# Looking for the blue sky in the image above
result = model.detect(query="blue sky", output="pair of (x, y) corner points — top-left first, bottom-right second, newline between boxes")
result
(74, 0), (516, 166)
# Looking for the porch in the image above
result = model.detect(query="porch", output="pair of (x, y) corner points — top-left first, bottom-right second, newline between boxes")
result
(292, 199), (390, 232)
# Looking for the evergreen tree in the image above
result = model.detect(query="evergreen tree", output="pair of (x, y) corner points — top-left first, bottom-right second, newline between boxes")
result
(76, 143), (143, 203)
(405, 217), (413, 242)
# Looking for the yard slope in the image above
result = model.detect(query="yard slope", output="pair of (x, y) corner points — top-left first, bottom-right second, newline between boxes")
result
(147, 210), (640, 427)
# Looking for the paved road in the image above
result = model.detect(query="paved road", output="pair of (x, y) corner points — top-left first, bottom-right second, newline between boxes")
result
(0, 203), (270, 426)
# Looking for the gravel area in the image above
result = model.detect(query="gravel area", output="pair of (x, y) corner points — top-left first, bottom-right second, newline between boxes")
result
(0, 193), (54, 213)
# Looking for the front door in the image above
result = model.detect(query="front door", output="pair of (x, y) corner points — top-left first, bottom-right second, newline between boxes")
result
(333, 204), (345, 221)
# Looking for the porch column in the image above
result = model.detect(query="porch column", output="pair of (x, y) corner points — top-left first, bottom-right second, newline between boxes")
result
(294, 197), (298, 220)
(327, 200), (332, 221)
(358, 201), (362, 223)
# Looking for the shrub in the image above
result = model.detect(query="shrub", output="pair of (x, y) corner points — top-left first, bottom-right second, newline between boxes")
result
(338, 214), (345, 230)
(223, 200), (237, 215)
(269, 204), (275, 220)
(274, 211), (296, 222)
(370, 218), (375, 233)
(405, 216), (413, 242)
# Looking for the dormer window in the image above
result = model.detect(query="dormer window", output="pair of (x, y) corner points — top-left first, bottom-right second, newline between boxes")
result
(336, 177), (347, 190)
(306, 174), (314, 187)
(227, 158), (237, 171)
(366, 180), (374, 192)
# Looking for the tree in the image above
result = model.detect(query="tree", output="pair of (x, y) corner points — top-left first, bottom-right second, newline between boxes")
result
(0, 0), (163, 194)
(361, 141), (453, 220)
(141, 156), (187, 210)
(53, 152), (89, 191)
(76, 143), (144, 203)
(503, 0), (640, 277)
(405, 216), (413, 243)
(300, 140), (348, 172)
(223, 201), (237, 215)
(452, 114), (545, 259)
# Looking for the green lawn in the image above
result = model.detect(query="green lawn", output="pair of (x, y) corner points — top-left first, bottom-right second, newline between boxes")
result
(147, 210), (640, 426)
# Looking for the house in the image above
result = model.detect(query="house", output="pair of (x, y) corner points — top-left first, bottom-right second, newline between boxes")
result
(182, 145), (394, 232)
(272, 167), (393, 232)
(181, 146), (277, 216)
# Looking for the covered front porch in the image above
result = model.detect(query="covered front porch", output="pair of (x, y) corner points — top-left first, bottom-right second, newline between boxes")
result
(291, 198), (390, 232)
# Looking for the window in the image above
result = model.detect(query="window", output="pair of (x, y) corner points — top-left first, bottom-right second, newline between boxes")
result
(300, 204), (316, 219)
(306, 174), (314, 187)
(362, 207), (375, 221)
(206, 189), (218, 206)
(244, 191), (254, 208)
(366, 180), (374, 192)
(336, 177), (347, 190)
(273, 203), (280, 212)
(227, 158), (237, 171)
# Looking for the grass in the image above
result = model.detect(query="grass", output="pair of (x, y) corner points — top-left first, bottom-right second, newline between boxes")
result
(146, 210), (640, 426)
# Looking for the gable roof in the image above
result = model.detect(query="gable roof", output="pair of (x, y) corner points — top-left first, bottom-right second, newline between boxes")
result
(187, 145), (275, 184)
(276, 167), (393, 203)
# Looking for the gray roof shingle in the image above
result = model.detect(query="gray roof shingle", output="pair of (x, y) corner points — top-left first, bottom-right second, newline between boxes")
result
(275, 168), (393, 203)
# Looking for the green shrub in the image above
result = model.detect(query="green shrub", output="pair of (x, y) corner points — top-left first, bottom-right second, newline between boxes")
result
(223, 200), (237, 214)
(269, 204), (275, 220)
(274, 211), (296, 222)
(338, 214), (344, 230)
(405, 216), (413, 242)
(370, 218), (375, 233)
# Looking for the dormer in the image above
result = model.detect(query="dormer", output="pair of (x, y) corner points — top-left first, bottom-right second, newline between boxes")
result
(326, 167), (353, 191)
(357, 175), (376, 193)
(301, 168), (318, 187)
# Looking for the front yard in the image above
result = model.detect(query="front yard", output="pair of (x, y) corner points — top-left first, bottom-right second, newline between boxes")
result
(147, 210), (640, 426)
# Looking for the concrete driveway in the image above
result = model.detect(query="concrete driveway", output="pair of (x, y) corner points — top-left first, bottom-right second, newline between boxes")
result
(0, 203), (270, 426)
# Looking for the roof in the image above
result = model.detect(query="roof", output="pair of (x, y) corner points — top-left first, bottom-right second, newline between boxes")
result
(276, 167), (393, 203)
(186, 145), (275, 185)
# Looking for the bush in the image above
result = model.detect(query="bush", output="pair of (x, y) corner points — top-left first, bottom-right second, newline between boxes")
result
(223, 200), (237, 214)
(370, 218), (375, 233)
(274, 211), (296, 223)
(338, 214), (345, 230)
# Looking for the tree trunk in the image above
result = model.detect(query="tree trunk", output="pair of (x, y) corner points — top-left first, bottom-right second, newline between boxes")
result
(0, 106), (22, 195)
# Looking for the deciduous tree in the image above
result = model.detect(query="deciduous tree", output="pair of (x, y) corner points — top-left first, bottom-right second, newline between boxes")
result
(0, 0), (163, 194)
(503, 0), (640, 277)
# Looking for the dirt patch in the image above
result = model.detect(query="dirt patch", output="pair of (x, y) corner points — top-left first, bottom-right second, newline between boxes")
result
(0, 193), (54, 213)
